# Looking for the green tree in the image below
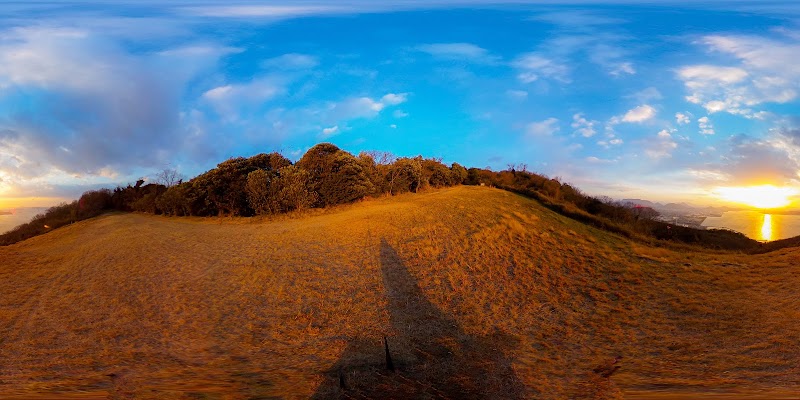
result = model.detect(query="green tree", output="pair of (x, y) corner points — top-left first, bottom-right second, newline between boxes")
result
(420, 158), (451, 188)
(297, 143), (373, 206)
(246, 169), (279, 215)
(273, 166), (317, 212)
(450, 162), (468, 185)
(189, 152), (292, 216)
(389, 157), (423, 194)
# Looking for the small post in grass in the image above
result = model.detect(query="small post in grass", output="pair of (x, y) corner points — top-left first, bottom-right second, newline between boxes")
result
(384, 336), (395, 372)
(338, 366), (347, 390)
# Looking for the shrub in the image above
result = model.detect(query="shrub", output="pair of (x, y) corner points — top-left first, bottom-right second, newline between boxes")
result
(77, 189), (112, 219)
(157, 183), (191, 216)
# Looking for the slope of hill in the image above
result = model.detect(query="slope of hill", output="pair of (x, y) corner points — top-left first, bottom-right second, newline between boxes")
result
(1, 186), (798, 399)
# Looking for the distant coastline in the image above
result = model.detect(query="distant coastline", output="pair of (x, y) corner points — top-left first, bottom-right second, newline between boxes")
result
(0, 207), (48, 235)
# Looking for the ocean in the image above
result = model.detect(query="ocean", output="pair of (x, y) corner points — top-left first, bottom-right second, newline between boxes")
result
(701, 210), (800, 241)
(0, 208), (48, 235)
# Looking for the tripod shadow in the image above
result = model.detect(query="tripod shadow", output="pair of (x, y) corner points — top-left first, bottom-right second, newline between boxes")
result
(312, 239), (525, 399)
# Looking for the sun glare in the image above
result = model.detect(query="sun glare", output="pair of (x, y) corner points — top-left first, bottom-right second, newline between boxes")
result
(715, 185), (799, 209)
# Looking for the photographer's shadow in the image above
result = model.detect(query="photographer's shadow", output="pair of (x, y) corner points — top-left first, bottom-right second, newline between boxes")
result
(312, 239), (524, 399)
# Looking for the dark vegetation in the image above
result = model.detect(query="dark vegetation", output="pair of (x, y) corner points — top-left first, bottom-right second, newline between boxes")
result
(468, 166), (759, 251)
(0, 143), (787, 252)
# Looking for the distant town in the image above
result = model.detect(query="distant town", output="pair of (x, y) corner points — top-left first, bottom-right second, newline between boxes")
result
(622, 199), (730, 229)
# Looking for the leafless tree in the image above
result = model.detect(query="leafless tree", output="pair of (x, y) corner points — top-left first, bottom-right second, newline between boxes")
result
(365, 150), (396, 166)
(156, 168), (182, 187)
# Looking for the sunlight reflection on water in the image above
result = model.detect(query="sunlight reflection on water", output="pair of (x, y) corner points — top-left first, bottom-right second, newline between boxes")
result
(702, 210), (800, 241)
(760, 214), (772, 241)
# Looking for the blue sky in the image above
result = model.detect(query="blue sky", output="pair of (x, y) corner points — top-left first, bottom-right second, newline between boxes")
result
(0, 1), (799, 207)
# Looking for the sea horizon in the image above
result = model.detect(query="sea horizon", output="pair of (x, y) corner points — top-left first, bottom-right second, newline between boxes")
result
(0, 207), (48, 235)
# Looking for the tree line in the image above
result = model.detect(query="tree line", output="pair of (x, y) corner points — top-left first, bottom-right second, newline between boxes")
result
(0, 142), (771, 251)
(466, 166), (759, 250)
(0, 144), (468, 244)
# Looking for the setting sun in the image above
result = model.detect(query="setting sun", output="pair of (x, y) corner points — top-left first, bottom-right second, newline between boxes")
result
(715, 185), (799, 209)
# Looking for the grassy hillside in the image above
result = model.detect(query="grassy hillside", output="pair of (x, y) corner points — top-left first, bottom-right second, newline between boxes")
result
(1, 186), (798, 399)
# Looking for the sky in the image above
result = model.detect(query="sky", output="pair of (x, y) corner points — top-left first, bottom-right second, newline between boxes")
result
(0, 0), (799, 209)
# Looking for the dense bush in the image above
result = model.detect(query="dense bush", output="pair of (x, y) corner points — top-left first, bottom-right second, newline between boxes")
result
(421, 158), (452, 188)
(297, 144), (374, 206)
(246, 169), (277, 215)
(77, 189), (113, 219)
(157, 183), (191, 216)
(388, 157), (424, 194)
(272, 166), (317, 212)
(188, 152), (292, 216)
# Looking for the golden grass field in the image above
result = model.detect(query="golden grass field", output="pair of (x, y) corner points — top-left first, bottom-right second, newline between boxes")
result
(1, 186), (799, 399)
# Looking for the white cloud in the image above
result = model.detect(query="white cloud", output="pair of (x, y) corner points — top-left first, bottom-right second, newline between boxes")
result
(677, 33), (800, 116)
(611, 62), (636, 76)
(202, 78), (284, 120)
(589, 44), (636, 76)
(585, 156), (617, 164)
(512, 53), (570, 83)
(333, 97), (385, 118)
(645, 129), (678, 159)
(321, 125), (340, 136)
(380, 93), (408, 106)
(571, 113), (598, 137)
(698, 116), (715, 135)
(701, 132), (800, 186)
(676, 112), (691, 125)
(0, 26), (230, 186)
(622, 105), (656, 123)
(526, 118), (560, 137)
(529, 29), (636, 78)
(390, 124), (397, 129)
(416, 43), (499, 64)
(259, 91), (408, 141)
(679, 65), (749, 85)
(321, 92), (407, 123)
(597, 137), (623, 148)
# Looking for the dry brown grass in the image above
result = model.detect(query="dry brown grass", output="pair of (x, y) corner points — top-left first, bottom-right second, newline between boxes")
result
(0, 186), (798, 399)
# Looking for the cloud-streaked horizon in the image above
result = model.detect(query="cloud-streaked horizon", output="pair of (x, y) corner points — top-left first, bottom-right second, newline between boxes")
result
(1, 1), (799, 207)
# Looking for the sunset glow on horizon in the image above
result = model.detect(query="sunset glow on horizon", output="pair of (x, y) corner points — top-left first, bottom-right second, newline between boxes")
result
(714, 185), (799, 210)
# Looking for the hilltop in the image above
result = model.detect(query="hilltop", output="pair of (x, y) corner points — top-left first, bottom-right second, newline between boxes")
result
(1, 186), (799, 399)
